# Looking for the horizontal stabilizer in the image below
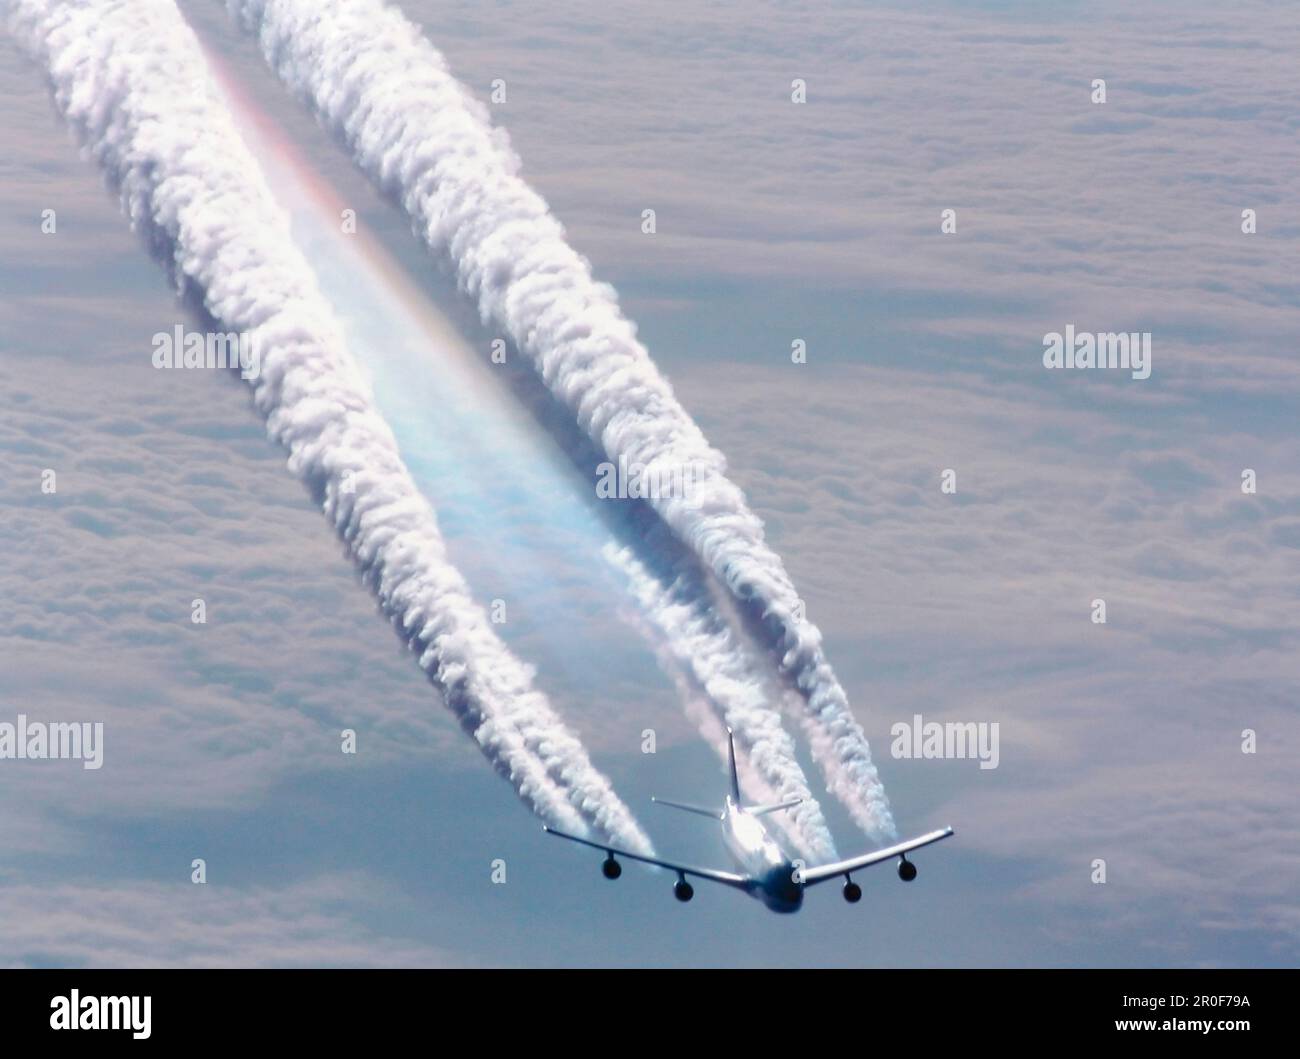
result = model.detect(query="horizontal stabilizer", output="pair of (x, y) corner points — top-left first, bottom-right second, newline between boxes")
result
(651, 796), (723, 820)
(746, 797), (803, 817)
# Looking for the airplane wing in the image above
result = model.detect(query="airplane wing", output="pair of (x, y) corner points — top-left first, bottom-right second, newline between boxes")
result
(542, 826), (753, 890)
(798, 826), (955, 886)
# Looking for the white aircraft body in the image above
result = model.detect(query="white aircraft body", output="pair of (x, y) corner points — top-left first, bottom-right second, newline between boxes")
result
(545, 730), (954, 912)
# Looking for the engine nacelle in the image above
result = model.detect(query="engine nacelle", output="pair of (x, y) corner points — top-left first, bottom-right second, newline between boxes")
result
(842, 880), (862, 903)
(602, 855), (621, 880)
(673, 878), (694, 902)
(898, 857), (917, 882)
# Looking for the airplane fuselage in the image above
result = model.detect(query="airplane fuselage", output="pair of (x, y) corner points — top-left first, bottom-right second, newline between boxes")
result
(720, 797), (803, 913)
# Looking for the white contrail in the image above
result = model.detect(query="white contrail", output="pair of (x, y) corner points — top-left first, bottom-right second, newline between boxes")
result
(6, 0), (652, 853)
(604, 540), (838, 864)
(230, 0), (896, 839)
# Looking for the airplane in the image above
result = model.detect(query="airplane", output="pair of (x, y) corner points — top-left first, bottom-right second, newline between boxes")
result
(545, 729), (954, 913)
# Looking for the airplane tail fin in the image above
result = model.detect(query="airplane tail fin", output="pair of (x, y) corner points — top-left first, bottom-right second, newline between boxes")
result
(654, 730), (797, 820)
(726, 728), (741, 803)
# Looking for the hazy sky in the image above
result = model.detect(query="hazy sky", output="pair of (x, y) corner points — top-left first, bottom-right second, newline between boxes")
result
(1, 0), (1297, 967)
